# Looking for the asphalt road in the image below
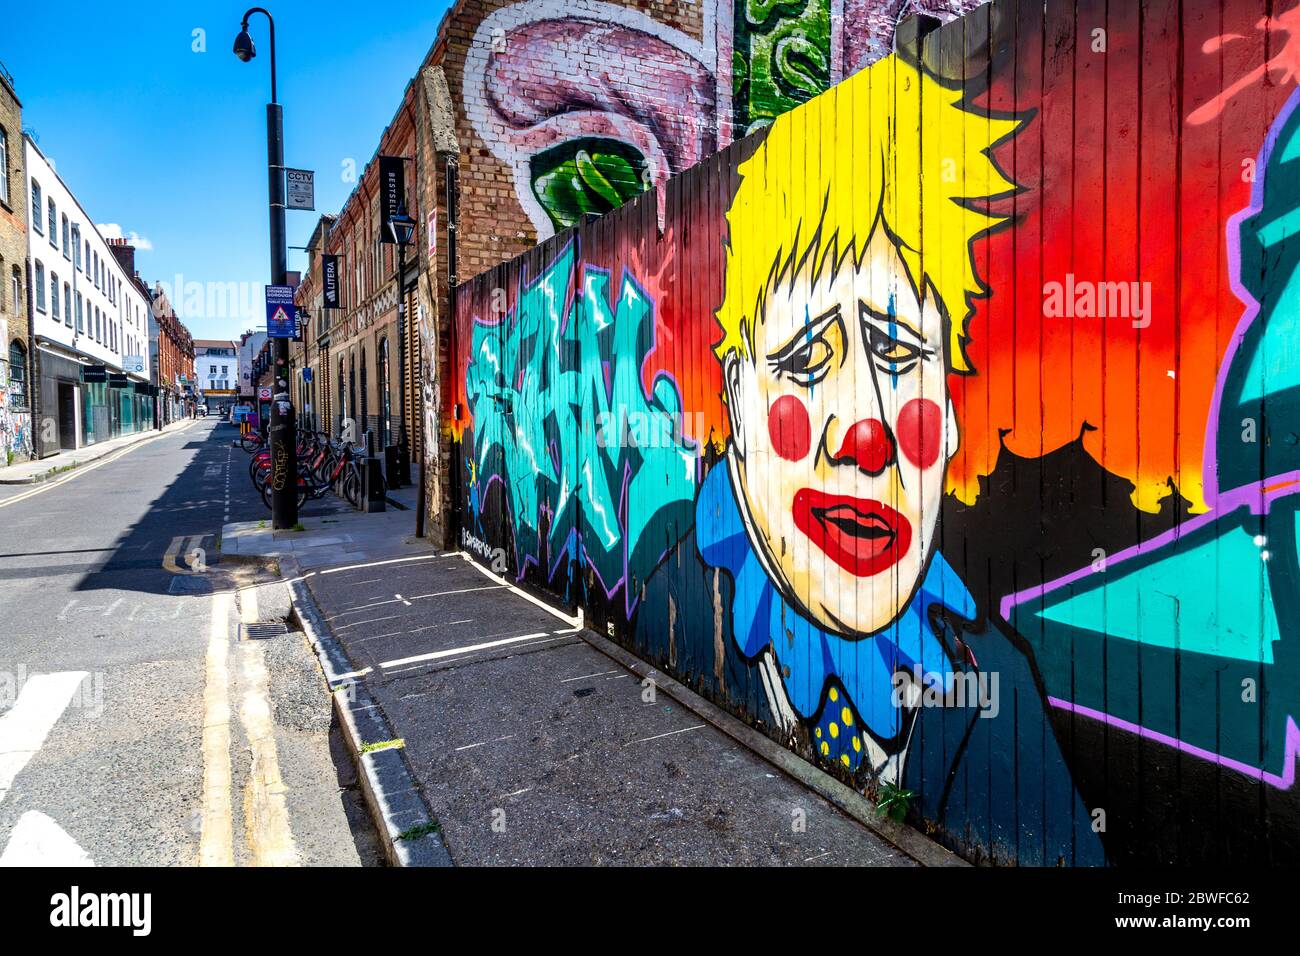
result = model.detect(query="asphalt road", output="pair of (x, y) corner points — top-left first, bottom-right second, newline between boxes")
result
(0, 419), (380, 866)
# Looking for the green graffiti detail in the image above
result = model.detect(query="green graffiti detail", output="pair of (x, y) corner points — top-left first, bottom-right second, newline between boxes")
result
(530, 138), (650, 231)
(466, 246), (696, 606)
(736, 0), (831, 133)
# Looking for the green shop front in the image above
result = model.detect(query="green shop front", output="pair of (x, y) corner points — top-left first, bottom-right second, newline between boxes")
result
(80, 367), (155, 446)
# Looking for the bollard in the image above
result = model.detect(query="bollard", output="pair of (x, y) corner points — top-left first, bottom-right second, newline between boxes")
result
(384, 444), (403, 490)
(362, 456), (387, 513)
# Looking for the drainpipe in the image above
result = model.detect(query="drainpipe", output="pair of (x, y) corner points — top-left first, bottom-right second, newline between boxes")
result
(24, 256), (40, 458)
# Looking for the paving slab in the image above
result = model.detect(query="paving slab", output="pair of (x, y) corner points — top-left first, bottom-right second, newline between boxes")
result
(300, 553), (920, 867)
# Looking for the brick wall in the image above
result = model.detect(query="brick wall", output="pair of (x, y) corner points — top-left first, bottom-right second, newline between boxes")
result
(0, 71), (31, 462)
(434, 0), (983, 282)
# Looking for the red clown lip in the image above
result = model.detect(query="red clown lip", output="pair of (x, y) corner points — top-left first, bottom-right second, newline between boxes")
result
(792, 490), (912, 577)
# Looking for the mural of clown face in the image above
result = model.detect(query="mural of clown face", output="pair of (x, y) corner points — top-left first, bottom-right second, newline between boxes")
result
(723, 226), (957, 637)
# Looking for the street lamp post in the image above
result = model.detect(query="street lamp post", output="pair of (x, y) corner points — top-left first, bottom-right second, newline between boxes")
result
(234, 7), (296, 529)
(388, 205), (416, 490)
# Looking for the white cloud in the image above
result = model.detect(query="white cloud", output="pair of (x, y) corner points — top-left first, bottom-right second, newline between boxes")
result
(96, 223), (153, 251)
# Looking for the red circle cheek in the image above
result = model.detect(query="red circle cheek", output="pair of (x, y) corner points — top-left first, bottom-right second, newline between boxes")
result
(768, 395), (811, 461)
(897, 398), (943, 469)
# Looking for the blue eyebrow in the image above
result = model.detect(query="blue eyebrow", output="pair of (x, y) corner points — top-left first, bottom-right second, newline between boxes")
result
(887, 293), (899, 390)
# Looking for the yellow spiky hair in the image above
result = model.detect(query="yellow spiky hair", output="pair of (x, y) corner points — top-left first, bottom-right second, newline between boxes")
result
(715, 54), (1021, 373)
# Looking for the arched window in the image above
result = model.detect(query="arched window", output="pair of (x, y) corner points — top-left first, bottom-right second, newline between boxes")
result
(378, 337), (391, 449)
(348, 353), (357, 443)
(337, 356), (346, 436)
(8, 340), (27, 412)
(359, 347), (368, 449)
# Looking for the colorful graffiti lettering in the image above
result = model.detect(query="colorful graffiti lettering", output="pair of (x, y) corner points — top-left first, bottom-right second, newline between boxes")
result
(464, 243), (697, 612)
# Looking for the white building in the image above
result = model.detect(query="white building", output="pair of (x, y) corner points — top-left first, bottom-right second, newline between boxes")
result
(25, 135), (152, 454)
(194, 339), (238, 414)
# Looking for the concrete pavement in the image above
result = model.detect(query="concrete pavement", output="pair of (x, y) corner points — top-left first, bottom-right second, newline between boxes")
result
(235, 502), (932, 866)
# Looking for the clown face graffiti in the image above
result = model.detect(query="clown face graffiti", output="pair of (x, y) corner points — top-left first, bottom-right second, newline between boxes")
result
(723, 225), (957, 637)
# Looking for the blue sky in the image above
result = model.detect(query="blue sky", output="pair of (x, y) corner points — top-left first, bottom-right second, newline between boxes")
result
(2, 1), (451, 340)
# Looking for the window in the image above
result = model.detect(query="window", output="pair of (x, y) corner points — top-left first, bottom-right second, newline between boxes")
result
(62, 215), (70, 258)
(378, 337), (391, 448)
(34, 262), (45, 311)
(349, 354), (356, 433)
(209, 364), (216, 375)
(360, 347), (368, 442)
(31, 181), (42, 234)
(48, 199), (56, 248)
(338, 356), (346, 428)
(72, 225), (81, 269)
(76, 293), (83, 333)
(10, 266), (19, 313)
(0, 125), (8, 205)
(84, 239), (90, 270)
(7, 342), (26, 411)
(50, 272), (59, 321)
(221, 365), (227, 374)
(63, 282), (71, 327)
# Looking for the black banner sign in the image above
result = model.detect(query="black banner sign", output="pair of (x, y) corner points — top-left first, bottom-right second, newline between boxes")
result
(379, 155), (405, 242)
(322, 254), (341, 308)
(81, 365), (107, 383)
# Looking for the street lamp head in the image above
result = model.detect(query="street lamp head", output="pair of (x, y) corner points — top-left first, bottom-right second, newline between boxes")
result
(388, 206), (417, 248)
(233, 26), (256, 62)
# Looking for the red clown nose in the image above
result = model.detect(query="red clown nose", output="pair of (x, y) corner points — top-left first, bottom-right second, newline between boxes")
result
(833, 418), (896, 475)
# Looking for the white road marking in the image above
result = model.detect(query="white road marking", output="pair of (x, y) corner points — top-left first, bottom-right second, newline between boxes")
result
(379, 632), (551, 668)
(454, 735), (516, 752)
(560, 670), (620, 683)
(0, 671), (88, 803)
(624, 724), (706, 746)
(199, 592), (234, 866)
(455, 552), (583, 628)
(395, 593), (411, 606)
(320, 554), (441, 575)
(379, 636), (567, 677)
(163, 534), (206, 575)
(0, 811), (94, 867)
(348, 620), (474, 646)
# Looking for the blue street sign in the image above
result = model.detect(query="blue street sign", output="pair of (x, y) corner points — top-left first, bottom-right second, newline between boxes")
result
(266, 285), (297, 338)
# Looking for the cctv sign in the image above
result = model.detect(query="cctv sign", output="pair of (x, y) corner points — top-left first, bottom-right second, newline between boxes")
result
(285, 168), (315, 210)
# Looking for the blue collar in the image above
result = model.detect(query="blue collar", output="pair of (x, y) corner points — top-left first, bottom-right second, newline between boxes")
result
(696, 459), (975, 739)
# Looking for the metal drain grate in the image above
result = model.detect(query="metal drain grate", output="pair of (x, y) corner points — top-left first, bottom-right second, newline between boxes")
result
(243, 622), (290, 640)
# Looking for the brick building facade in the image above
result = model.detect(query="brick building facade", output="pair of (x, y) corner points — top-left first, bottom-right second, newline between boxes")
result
(293, 84), (422, 464)
(0, 61), (31, 463)
(147, 281), (194, 424)
(293, 0), (981, 540)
